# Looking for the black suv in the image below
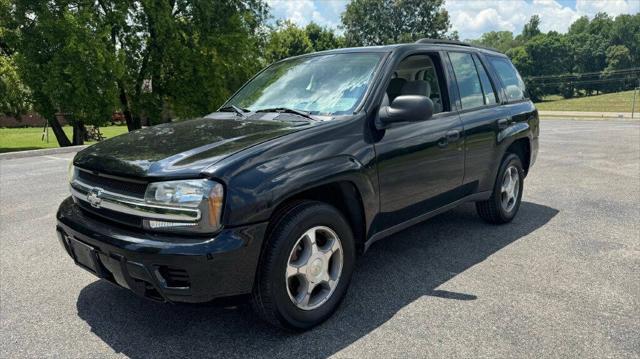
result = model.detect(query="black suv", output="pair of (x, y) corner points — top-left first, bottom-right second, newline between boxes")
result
(56, 39), (538, 330)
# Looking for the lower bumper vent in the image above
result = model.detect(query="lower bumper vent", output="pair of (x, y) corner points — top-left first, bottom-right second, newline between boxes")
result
(156, 266), (191, 288)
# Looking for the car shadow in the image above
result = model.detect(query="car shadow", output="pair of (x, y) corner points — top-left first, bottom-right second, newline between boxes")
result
(76, 201), (558, 358)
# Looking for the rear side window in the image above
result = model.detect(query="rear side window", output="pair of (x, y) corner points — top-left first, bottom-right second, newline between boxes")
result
(448, 52), (484, 109)
(473, 55), (497, 105)
(489, 57), (527, 101)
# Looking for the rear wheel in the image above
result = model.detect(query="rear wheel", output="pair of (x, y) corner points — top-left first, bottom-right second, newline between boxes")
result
(476, 153), (524, 224)
(251, 201), (355, 331)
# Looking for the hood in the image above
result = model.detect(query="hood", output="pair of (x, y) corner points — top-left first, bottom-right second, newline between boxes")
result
(73, 114), (311, 178)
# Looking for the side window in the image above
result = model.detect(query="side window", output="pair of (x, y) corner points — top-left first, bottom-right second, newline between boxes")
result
(385, 53), (449, 114)
(489, 57), (527, 101)
(448, 52), (484, 109)
(473, 55), (497, 105)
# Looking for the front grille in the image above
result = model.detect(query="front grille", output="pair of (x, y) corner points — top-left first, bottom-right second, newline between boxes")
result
(77, 170), (148, 197)
(77, 200), (142, 228)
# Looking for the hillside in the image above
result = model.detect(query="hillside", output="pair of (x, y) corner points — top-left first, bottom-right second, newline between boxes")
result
(535, 90), (639, 113)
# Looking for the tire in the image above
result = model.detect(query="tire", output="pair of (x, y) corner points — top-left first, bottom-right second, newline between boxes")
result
(476, 152), (524, 224)
(251, 201), (356, 331)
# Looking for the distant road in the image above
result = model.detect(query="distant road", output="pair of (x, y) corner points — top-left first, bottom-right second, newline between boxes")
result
(539, 110), (636, 119)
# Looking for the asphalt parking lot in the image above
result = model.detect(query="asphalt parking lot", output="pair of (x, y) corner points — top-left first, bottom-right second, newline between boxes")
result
(1, 119), (639, 358)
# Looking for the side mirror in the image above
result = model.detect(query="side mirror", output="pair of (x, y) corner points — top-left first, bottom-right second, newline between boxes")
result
(377, 95), (434, 128)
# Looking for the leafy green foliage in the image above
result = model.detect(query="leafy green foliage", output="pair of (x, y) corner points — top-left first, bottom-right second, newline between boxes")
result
(265, 21), (314, 63)
(6, 0), (121, 145)
(305, 22), (344, 52)
(0, 55), (30, 118)
(3, 0), (639, 148)
(520, 15), (541, 40)
(6, 0), (269, 140)
(264, 21), (345, 63)
(469, 31), (516, 53)
(341, 0), (452, 46)
(474, 14), (640, 100)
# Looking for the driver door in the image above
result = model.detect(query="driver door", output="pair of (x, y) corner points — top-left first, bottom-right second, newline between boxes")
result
(374, 52), (465, 229)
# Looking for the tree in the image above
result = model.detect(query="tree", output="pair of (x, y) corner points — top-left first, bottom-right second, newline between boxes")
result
(264, 21), (346, 63)
(610, 14), (640, 65)
(341, 0), (451, 46)
(605, 45), (632, 71)
(8, 0), (269, 144)
(469, 31), (516, 53)
(102, 0), (269, 127)
(265, 21), (313, 63)
(526, 33), (572, 98)
(568, 16), (589, 35)
(472, 12), (640, 100)
(518, 15), (541, 42)
(0, 53), (31, 119)
(603, 45), (633, 92)
(305, 22), (344, 52)
(9, 0), (120, 145)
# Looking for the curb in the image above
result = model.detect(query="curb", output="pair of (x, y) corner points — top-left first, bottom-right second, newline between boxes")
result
(540, 116), (639, 121)
(0, 145), (87, 160)
(538, 111), (635, 119)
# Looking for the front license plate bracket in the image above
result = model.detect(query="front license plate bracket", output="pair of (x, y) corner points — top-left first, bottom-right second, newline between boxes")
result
(69, 238), (105, 277)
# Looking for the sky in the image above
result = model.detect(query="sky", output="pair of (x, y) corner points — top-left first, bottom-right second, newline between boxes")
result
(266, 0), (640, 40)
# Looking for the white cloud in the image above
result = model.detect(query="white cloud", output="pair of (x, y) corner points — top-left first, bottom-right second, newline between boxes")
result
(575, 0), (637, 16)
(266, 0), (640, 39)
(266, 0), (347, 29)
(447, 0), (640, 40)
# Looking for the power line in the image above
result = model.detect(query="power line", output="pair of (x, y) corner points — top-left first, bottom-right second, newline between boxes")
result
(534, 77), (637, 87)
(524, 67), (640, 81)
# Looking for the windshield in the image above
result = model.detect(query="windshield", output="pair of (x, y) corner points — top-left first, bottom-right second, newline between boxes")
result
(226, 53), (383, 116)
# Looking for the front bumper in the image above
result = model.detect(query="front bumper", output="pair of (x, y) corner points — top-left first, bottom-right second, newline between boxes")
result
(56, 197), (267, 303)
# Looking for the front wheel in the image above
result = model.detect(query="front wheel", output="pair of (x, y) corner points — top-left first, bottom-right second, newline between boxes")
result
(251, 201), (355, 331)
(476, 153), (524, 224)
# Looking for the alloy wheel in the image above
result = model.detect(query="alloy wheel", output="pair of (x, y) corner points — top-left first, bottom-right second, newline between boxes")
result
(500, 165), (520, 212)
(285, 226), (343, 311)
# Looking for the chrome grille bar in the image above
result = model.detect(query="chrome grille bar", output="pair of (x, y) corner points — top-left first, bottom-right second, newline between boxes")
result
(70, 179), (201, 222)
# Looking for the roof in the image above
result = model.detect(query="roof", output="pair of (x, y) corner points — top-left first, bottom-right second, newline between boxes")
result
(275, 39), (505, 66)
(309, 39), (504, 57)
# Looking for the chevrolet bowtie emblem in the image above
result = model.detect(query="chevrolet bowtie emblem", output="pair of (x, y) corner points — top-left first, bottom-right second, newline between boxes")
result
(87, 188), (103, 208)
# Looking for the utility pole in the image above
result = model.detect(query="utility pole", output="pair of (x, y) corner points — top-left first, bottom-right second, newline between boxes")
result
(632, 78), (639, 119)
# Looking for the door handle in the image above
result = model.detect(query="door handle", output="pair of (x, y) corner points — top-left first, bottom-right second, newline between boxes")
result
(497, 118), (510, 129)
(446, 130), (461, 142)
(438, 130), (460, 148)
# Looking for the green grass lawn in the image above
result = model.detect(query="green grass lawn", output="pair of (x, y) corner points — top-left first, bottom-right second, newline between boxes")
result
(534, 90), (639, 112)
(0, 125), (129, 153)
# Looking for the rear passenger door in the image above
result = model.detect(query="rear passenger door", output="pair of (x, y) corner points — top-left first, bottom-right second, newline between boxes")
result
(447, 51), (502, 192)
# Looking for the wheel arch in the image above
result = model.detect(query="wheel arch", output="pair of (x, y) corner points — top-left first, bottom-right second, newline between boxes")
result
(266, 180), (369, 254)
(496, 121), (532, 176)
(505, 137), (532, 175)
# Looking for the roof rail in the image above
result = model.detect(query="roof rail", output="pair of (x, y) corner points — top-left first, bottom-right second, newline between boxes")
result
(415, 38), (472, 47)
(414, 38), (502, 53)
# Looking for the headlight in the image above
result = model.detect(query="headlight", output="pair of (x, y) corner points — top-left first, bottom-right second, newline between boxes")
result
(68, 163), (77, 183)
(143, 179), (224, 234)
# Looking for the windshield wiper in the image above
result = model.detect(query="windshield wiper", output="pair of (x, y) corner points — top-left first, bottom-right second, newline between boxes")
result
(255, 107), (315, 120)
(218, 105), (249, 118)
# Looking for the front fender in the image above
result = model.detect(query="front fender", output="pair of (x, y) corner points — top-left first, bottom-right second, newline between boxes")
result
(222, 155), (377, 227)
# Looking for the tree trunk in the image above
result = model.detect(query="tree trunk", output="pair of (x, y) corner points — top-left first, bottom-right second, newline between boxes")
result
(118, 81), (141, 131)
(72, 121), (85, 145)
(48, 117), (72, 147)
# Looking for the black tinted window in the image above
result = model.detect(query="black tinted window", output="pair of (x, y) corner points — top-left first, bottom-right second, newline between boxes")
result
(489, 57), (527, 101)
(473, 55), (497, 105)
(449, 52), (484, 109)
